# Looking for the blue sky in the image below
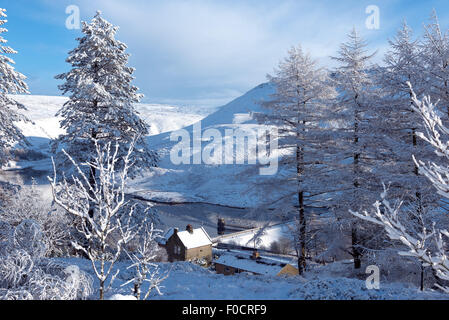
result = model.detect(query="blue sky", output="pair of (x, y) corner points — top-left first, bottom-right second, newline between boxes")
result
(2, 0), (449, 108)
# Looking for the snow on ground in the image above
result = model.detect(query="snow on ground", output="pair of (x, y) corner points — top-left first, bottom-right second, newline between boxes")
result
(55, 258), (448, 300)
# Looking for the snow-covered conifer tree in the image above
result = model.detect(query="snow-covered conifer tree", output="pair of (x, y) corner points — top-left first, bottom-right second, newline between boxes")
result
(0, 8), (29, 166)
(53, 11), (157, 179)
(330, 28), (381, 269)
(421, 10), (449, 116)
(375, 21), (437, 212)
(351, 84), (449, 292)
(255, 45), (336, 273)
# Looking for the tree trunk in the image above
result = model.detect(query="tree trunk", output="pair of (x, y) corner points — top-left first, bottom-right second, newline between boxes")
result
(99, 280), (105, 300)
(298, 190), (306, 274)
(134, 283), (141, 300)
(296, 145), (306, 274)
(88, 164), (96, 219)
(88, 126), (98, 219)
(420, 264), (424, 291)
(351, 225), (361, 269)
(352, 99), (361, 269)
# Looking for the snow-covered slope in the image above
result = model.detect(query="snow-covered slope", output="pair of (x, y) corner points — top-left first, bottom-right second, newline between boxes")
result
(6, 84), (278, 208)
(129, 83), (277, 207)
(11, 95), (211, 139)
(4, 95), (211, 172)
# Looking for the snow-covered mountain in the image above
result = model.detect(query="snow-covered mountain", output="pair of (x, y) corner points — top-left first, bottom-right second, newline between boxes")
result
(11, 95), (211, 140)
(129, 83), (278, 208)
(6, 83), (277, 208)
(4, 95), (210, 172)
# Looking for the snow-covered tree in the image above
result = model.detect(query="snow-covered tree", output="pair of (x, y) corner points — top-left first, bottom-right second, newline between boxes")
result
(122, 222), (168, 300)
(49, 139), (150, 300)
(53, 11), (157, 180)
(351, 84), (449, 293)
(375, 21), (437, 218)
(330, 28), (381, 269)
(350, 186), (447, 292)
(0, 8), (29, 166)
(421, 10), (449, 117)
(255, 44), (336, 273)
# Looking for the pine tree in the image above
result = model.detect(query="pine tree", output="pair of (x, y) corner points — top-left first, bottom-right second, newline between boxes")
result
(0, 8), (29, 166)
(53, 11), (157, 179)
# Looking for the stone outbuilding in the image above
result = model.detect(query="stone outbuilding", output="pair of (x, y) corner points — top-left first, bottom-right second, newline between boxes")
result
(214, 250), (299, 276)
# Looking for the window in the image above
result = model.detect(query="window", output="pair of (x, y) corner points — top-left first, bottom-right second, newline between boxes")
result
(174, 245), (181, 255)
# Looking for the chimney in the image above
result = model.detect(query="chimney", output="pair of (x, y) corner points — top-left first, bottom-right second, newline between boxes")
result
(251, 250), (260, 260)
(186, 224), (194, 234)
(173, 228), (179, 234)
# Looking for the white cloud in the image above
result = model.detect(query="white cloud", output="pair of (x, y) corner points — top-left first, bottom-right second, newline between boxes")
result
(68, 0), (390, 106)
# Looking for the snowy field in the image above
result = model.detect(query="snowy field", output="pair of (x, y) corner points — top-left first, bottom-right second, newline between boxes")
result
(54, 258), (448, 300)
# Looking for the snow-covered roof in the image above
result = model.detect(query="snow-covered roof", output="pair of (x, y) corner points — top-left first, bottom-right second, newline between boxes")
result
(174, 227), (213, 249)
(214, 251), (296, 276)
(157, 228), (176, 245)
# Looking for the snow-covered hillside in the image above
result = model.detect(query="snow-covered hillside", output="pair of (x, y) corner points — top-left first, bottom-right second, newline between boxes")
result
(3, 95), (212, 172)
(12, 94), (211, 140)
(129, 83), (279, 208)
(6, 85), (280, 208)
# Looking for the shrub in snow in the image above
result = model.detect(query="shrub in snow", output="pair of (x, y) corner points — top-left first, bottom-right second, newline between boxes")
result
(122, 223), (168, 300)
(0, 179), (74, 257)
(0, 219), (93, 300)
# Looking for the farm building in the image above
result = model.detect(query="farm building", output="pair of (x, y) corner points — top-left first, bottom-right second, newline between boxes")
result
(214, 250), (299, 277)
(163, 224), (213, 263)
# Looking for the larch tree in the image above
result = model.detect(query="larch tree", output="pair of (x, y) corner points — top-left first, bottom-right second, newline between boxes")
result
(53, 11), (157, 194)
(0, 8), (29, 166)
(373, 21), (440, 287)
(421, 10), (449, 117)
(255, 45), (336, 274)
(376, 21), (437, 207)
(330, 28), (380, 269)
(351, 84), (449, 293)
